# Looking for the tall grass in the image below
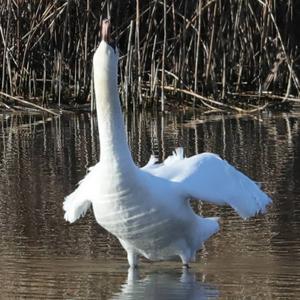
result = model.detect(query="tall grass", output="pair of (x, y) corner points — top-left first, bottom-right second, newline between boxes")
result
(0, 0), (299, 112)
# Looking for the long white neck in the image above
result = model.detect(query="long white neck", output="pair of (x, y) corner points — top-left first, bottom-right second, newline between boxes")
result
(93, 41), (135, 172)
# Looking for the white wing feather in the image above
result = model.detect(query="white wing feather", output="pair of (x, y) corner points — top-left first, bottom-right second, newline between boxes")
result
(143, 148), (271, 219)
(63, 163), (102, 223)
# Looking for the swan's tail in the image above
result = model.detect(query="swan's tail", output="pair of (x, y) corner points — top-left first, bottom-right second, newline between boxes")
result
(63, 192), (91, 223)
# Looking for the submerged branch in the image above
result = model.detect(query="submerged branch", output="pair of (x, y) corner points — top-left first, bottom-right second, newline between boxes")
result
(0, 92), (59, 116)
(162, 86), (268, 113)
(228, 91), (300, 103)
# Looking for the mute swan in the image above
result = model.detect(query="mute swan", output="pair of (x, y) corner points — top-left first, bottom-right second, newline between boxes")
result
(64, 19), (271, 268)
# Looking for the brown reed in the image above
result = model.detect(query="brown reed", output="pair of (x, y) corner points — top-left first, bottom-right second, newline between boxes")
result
(0, 0), (299, 113)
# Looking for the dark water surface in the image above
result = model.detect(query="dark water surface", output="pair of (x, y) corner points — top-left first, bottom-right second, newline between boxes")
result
(0, 110), (300, 299)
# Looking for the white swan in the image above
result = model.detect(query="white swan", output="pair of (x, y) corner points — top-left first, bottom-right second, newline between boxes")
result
(64, 19), (271, 268)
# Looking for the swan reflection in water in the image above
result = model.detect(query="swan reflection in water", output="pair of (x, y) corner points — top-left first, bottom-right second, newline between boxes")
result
(111, 267), (218, 300)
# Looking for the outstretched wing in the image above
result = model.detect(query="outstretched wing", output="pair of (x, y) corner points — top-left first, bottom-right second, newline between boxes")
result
(142, 148), (271, 219)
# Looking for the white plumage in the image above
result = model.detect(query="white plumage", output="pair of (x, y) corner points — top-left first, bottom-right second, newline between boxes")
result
(64, 23), (271, 268)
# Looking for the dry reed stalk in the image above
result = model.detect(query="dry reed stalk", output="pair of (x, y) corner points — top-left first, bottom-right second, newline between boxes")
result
(194, 0), (202, 95)
(124, 20), (134, 110)
(135, 0), (142, 106)
(141, 0), (158, 73)
(161, 0), (167, 112)
(150, 34), (158, 100)
(205, 1), (217, 86)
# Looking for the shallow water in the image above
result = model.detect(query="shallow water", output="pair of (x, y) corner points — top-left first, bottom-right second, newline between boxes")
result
(0, 110), (300, 299)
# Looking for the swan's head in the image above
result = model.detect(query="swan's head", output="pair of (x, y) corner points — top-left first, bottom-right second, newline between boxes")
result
(101, 19), (112, 44)
(93, 19), (118, 82)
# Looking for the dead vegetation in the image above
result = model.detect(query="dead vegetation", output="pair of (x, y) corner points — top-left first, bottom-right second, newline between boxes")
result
(0, 0), (299, 113)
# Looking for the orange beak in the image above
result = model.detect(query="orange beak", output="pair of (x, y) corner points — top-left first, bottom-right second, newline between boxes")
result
(101, 19), (111, 43)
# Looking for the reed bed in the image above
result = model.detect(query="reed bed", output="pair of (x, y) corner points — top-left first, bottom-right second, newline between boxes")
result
(0, 0), (299, 113)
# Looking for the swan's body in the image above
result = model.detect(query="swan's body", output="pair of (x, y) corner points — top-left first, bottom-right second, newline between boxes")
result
(64, 22), (271, 267)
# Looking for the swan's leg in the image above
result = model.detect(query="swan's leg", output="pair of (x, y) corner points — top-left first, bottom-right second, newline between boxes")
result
(127, 251), (139, 268)
(179, 252), (192, 268)
(118, 238), (139, 268)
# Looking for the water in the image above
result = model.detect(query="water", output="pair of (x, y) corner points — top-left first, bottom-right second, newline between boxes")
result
(0, 110), (300, 299)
